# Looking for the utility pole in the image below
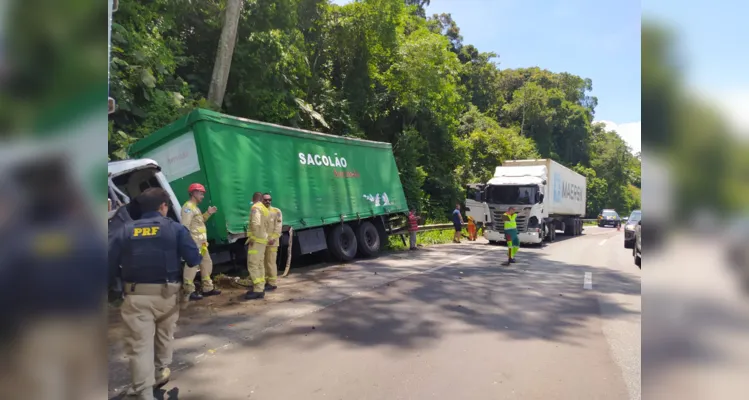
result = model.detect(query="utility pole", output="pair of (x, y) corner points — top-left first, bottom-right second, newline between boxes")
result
(207, 0), (243, 109)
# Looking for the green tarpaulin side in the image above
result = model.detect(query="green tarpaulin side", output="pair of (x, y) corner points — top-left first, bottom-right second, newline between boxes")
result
(130, 109), (408, 244)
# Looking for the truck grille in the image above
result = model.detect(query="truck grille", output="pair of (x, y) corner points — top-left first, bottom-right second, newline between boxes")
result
(491, 210), (527, 233)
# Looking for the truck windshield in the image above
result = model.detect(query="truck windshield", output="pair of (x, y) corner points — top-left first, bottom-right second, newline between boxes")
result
(485, 185), (539, 205)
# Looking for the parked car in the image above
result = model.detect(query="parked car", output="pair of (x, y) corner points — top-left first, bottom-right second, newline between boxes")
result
(624, 209), (641, 248)
(633, 219), (641, 268)
(598, 209), (621, 228)
(728, 216), (749, 290)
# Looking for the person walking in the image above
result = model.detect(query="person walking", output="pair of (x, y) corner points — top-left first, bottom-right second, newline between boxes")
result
(452, 203), (464, 243)
(245, 192), (270, 300)
(264, 193), (282, 291)
(502, 207), (520, 265)
(180, 183), (220, 301)
(407, 209), (419, 250)
(109, 188), (203, 400)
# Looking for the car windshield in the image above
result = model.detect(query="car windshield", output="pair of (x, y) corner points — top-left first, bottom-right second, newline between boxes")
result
(628, 210), (641, 222)
(602, 210), (618, 217)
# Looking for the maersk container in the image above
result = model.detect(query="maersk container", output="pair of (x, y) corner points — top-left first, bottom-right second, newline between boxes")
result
(128, 109), (409, 263)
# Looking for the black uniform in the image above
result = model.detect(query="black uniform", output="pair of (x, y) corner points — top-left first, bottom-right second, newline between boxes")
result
(109, 211), (202, 295)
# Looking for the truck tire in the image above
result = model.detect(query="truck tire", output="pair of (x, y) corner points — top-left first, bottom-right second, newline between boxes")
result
(327, 224), (358, 262)
(356, 221), (381, 258)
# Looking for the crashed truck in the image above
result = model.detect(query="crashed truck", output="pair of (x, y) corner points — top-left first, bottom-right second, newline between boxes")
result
(109, 108), (411, 275)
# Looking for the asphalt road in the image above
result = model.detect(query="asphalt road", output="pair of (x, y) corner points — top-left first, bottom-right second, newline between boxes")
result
(109, 226), (641, 400)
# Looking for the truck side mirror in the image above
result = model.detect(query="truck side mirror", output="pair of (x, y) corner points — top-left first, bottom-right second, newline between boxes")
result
(538, 193), (544, 203)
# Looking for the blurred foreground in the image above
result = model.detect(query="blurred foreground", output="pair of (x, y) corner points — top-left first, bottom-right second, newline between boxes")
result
(642, 14), (749, 400)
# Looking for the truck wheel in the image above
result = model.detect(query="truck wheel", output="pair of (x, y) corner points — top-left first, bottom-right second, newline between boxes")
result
(356, 221), (381, 258)
(327, 224), (358, 262)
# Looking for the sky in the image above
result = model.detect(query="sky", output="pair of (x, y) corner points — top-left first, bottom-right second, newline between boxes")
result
(332, 0), (642, 153)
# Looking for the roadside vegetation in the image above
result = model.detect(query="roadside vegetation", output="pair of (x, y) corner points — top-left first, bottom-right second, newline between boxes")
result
(108, 0), (641, 219)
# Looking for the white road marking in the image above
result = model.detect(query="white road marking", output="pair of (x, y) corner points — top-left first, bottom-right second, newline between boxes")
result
(598, 239), (608, 246)
(584, 272), (593, 290)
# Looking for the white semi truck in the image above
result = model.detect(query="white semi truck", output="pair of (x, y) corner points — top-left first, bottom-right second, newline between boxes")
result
(482, 159), (587, 245)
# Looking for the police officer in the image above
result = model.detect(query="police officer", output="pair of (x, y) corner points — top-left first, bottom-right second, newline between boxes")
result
(264, 193), (282, 291)
(181, 183), (220, 300)
(245, 192), (270, 300)
(109, 188), (203, 400)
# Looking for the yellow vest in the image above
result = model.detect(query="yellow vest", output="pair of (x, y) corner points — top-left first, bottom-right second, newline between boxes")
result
(504, 213), (517, 230)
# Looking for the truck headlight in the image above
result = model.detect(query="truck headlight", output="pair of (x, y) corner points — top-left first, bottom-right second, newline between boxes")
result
(625, 225), (634, 231)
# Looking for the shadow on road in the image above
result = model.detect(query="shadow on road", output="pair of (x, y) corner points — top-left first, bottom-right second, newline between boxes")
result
(108, 241), (641, 398)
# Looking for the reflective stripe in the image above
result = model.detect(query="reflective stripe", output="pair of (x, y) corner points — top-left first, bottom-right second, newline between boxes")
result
(184, 280), (193, 284)
(197, 227), (207, 233)
(201, 277), (212, 282)
(248, 249), (258, 255)
(199, 244), (208, 256)
(249, 236), (268, 244)
(268, 247), (278, 253)
(252, 277), (266, 285)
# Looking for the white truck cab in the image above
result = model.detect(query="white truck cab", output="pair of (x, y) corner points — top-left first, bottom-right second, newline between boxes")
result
(108, 158), (182, 222)
(464, 183), (492, 227)
(482, 159), (586, 245)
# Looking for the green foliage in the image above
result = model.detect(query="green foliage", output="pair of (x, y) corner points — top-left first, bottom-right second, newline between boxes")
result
(109, 0), (640, 216)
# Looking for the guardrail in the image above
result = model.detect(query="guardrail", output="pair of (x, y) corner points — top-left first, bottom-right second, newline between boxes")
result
(389, 223), (454, 236)
(391, 219), (600, 237)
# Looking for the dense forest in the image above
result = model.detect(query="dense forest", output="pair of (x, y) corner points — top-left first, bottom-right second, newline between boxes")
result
(108, 0), (641, 219)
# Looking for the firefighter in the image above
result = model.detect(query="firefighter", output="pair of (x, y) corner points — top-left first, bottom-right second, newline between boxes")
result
(181, 183), (221, 301)
(502, 207), (519, 265)
(263, 193), (282, 291)
(109, 188), (203, 400)
(245, 192), (270, 300)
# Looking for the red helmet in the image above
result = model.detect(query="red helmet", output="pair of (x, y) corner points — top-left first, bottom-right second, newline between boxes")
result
(188, 183), (206, 193)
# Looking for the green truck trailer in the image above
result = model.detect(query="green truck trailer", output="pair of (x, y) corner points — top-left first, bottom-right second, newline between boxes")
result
(128, 108), (409, 265)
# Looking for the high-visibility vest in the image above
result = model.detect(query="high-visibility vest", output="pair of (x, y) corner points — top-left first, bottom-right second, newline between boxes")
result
(504, 213), (517, 230)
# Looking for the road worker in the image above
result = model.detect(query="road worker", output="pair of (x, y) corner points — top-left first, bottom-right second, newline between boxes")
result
(181, 183), (220, 300)
(264, 193), (282, 291)
(502, 207), (520, 265)
(467, 216), (477, 241)
(245, 192), (270, 300)
(109, 188), (203, 400)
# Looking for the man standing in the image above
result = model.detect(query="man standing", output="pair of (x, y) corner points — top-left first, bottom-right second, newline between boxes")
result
(452, 203), (464, 243)
(181, 183), (221, 301)
(109, 188), (203, 400)
(245, 192), (270, 300)
(407, 209), (419, 250)
(502, 207), (520, 265)
(264, 193), (282, 291)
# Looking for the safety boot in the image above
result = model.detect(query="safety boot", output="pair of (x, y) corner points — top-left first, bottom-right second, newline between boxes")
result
(202, 289), (222, 297)
(264, 283), (277, 291)
(188, 292), (203, 301)
(244, 291), (265, 300)
(510, 258), (517, 263)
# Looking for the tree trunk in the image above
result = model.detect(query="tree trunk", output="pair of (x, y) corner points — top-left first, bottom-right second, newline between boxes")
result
(207, 0), (243, 109)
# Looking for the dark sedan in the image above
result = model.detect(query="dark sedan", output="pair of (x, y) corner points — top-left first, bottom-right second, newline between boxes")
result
(623, 209), (641, 248)
(598, 209), (621, 228)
